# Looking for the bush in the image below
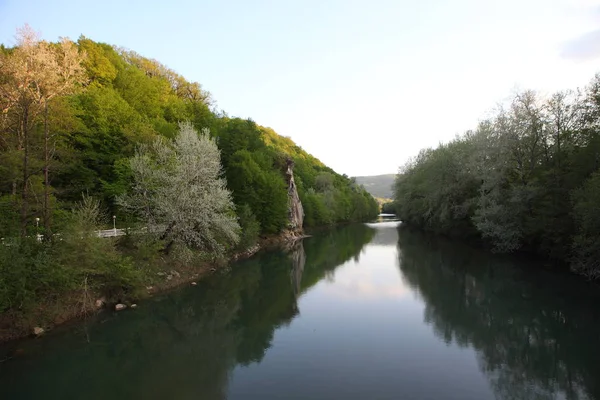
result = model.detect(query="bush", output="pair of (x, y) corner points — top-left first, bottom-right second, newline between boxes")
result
(236, 204), (260, 250)
(53, 195), (141, 298)
(0, 239), (74, 313)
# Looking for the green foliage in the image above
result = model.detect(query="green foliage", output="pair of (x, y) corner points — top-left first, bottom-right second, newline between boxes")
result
(236, 204), (260, 250)
(571, 172), (600, 279)
(0, 31), (380, 326)
(0, 195), (19, 238)
(77, 36), (119, 86)
(0, 195), (138, 314)
(215, 118), (378, 231)
(224, 149), (288, 234)
(54, 195), (141, 297)
(0, 239), (72, 313)
(3, 32), (377, 237)
(395, 75), (600, 277)
(258, 126), (379, 227)
(381, 201), (396, 214)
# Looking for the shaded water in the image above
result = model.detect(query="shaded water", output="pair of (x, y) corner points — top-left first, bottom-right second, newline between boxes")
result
(2, 221), (600, 399)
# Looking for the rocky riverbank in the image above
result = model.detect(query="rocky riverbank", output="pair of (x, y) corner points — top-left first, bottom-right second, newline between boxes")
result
(0, 230), (307, 344)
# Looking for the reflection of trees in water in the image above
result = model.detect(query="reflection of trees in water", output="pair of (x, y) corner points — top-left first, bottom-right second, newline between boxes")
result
(0, 224), (375, 400)
(368, 222), (401, 246)
(397, 226), (600, 400)
(301, 223), (376, 289)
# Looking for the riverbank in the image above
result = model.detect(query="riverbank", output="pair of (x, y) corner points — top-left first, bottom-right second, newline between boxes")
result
(0, 230), (307, 344)
(3, 222), (600, 399)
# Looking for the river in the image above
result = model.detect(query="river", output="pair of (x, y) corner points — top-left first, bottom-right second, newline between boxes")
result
(2, 220), (600, 400)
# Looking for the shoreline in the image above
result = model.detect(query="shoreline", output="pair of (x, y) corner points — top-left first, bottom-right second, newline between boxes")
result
(0, 230), (308, 345)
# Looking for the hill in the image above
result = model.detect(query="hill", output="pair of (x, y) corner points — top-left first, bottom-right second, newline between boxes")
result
(354, 174), (396, 199)
(0, 33), (379, 238)
(0, 28), (380, 334)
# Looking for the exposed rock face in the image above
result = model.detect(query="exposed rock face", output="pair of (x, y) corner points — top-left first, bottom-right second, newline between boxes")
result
(285, 158), (304, 231)
(33, 327), (44, 336)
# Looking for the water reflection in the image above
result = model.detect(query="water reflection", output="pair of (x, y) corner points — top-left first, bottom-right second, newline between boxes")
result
(289, 241), (305, 304)
(397, 226), (600, 400)
(325, 221), (408, 300)
(0, 224), (375, 400)
(365, 220), (400, 246)
(4, 222), (600, 400)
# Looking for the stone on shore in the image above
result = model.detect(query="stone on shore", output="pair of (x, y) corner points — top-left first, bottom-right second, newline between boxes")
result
(115, 303), (127, 311)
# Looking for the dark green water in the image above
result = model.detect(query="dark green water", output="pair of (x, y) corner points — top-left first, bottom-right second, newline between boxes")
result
(2, 221), (600, 400)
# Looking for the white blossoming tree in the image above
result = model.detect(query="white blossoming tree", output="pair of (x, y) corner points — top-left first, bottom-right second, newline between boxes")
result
(118, 122), (240, 257)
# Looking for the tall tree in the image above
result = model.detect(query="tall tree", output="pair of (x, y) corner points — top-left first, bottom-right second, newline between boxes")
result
(0, 25), (86, 236)
(118, 122), (240, 257)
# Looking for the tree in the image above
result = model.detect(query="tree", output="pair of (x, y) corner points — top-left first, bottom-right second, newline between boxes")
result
(393, 77), (600, 276)
(0, 25), (86, 236)
(118, 122), (240, 257)
(571, 172), (600, 279)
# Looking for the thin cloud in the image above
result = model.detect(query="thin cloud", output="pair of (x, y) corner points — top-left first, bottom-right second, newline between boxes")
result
(561, 28), (600, 61)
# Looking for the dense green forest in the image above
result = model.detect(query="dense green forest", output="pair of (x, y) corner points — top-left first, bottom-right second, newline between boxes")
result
(393, 74), (600, 279)
(0, 27), (378, 327)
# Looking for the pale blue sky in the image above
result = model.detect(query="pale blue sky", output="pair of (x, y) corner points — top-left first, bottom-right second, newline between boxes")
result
(1, 0), (599, 176)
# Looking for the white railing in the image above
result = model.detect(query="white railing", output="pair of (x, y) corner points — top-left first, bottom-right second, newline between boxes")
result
(96, 228), (127, 238)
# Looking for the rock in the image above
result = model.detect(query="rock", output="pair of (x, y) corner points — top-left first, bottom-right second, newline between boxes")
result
(146, 286), (154, 291)
(95, 299), (104, 308)
(170, 270), (181, 278)
(130, 304), (137, 309)
(166, 275), (173, 281)
(115, 303), (127, 311)
(33, 327), (44, 336)
(210, 268), (216, 272)
(191, 282), (197, 286)
(157, 272), (166, 277)
(284, 158), (304, 230)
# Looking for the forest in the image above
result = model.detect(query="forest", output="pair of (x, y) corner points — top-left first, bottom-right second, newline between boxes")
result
(393, 74), (600, 279)
(0, 26), (378, 330)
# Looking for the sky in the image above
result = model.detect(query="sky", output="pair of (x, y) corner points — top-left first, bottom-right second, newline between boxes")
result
(1, 0), (599, 176)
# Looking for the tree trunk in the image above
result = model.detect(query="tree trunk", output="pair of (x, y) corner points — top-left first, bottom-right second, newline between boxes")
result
(20, 106), (29, 237)
(43, 99), (51, 238)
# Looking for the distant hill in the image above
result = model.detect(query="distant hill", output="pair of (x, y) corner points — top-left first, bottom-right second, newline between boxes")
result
(354, 174), (396, 199)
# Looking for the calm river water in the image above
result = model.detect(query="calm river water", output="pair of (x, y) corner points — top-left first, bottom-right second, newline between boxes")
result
(2, 220), (600, 400)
